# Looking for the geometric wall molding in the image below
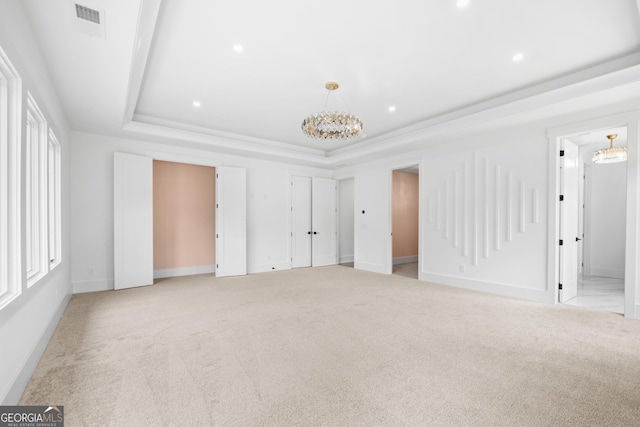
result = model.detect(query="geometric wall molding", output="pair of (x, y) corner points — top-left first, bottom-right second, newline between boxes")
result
(427, 151), (540, 267)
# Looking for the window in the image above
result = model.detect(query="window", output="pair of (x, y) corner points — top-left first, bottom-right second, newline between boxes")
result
(48, 130), (61, 268)
(0, 46), (22, 309)
(26, 91), (48, 287)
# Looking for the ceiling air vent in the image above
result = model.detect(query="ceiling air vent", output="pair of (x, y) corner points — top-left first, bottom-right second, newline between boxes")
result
(71, 1), (106, 38)
(75, 4), (100, 24)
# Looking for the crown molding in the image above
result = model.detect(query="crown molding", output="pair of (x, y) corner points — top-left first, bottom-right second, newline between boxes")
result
(122, 0), (162, 127)
(123, 49), (640, 169)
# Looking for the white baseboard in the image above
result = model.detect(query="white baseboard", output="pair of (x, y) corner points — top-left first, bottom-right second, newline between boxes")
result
(2, 294), (71, 405)
(154, 264), (215, 279)
(393, 256), (418, 265)
(339, 255), (354, 263)
(248, 262), (291, 274)
(589, 267), (625, 279)
(355, 261), (389, 275)
(419, 272), (549, 304)
(73, 278), (113, 294)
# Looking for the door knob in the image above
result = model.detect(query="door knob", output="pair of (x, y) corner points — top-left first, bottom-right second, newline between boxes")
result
(307, 231), (311, 234)
(313, 231), (318, 235)
(576, 237), (582, 241)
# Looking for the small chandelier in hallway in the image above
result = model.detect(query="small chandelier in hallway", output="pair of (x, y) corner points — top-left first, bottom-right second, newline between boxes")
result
(301, 82), (363, 140)
(592, 134), (627, 164)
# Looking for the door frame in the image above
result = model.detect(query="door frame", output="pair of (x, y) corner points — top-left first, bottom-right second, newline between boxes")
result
(558, 139), (580, 303)
(547, 110), (640, 318)
(582, 164), (592, 277)
(389, 163), (421, 276)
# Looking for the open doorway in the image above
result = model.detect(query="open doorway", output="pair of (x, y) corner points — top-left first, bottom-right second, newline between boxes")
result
(392, 166), (419, 279)
(153, 160), (216, 280)
(560, 126), (627, 314)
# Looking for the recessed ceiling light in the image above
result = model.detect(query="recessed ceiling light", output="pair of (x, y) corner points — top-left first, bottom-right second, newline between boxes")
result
(388, 106), (397, 112)
(456, 0), (470, 8)
(192, 101), (201, 108)
(233, 44), (244, 53)
(512, 52), (524, 62)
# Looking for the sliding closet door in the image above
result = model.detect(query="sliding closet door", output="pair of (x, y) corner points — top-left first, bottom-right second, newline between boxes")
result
(312, 177), (337, 266)
(216, 166), (247, 277)
(114, 152), (153, 290)
(291, 176), (312, 268)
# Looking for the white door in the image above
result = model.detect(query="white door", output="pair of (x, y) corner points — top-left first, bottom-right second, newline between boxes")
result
(560, 140), (580, 302)
(291, 176), (312, 268)
(312, 177), (337, 267)
(114, 152), (153, 290)
(216, 166), (247, 277)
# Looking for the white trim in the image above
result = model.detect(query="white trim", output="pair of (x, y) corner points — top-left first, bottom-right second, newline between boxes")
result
(339, 255), (354, 263)
(1, 294), (71, 405)
(420, 272), (548, 304)
(355, 261), (389, 275)
(121, 55), (640, 169)
(25, 92), (49, 288)
(72, 278), (113, 294)
(589, 268), (625, 280)
(145, 150), (222, 168)
(247, 262), (291, 274)
(390, 163), (421, 276)
(393, 256), (418, 265)
(154, 264), (216, 279)
(624, 118), (639, 319)
(48, 130), (62, 270)
(122, 0), (163, 125)
(0, 45), (22, 310)
(547, 110), (640, 318)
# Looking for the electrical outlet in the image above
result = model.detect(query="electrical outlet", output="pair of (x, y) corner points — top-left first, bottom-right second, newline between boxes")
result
(87, 267), (94, 276)
(460, 264), (466, 273)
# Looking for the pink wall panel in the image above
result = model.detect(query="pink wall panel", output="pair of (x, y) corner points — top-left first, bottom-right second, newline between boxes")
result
(153, 161), (216, 270)
(392, 171), (419, 259)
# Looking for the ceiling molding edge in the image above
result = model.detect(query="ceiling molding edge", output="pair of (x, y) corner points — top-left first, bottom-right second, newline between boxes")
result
(122, 120), (334, 168)
(131, 114), (327, 157)
(121, 0), (162, 127)
(122, 49), (640, 169)
(329, 52), (640, 159)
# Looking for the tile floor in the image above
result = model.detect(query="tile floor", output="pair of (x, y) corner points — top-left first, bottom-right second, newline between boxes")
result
(564, 275), (625, 314)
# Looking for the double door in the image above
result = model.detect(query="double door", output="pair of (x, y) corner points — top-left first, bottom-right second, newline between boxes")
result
(114, 153), (246, 290)
(291, 176), (337, 268)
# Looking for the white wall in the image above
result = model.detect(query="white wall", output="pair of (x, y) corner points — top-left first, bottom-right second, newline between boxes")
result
(341, 108), (640, 313)
(581, 146), (627, 278)
(342, 127), (550, 303)
(421, 135), (548, 302)
(0, 2), (72, 404)
(70, 131), (334, 292)
(338, 178), (354, 263)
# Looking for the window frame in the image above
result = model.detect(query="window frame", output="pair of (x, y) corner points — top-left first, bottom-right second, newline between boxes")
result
(25, 91), (48, 287)
(48, 129), (62, 269)
(0, 46), (22, 309)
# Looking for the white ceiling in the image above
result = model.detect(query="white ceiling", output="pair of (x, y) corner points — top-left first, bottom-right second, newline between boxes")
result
(19, 0), (640, 165)
(567, 126), (628, 147)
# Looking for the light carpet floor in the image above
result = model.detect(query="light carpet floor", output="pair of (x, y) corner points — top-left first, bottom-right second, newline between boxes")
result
(20, 265), (640, 426)
(393, 262), (418, 279)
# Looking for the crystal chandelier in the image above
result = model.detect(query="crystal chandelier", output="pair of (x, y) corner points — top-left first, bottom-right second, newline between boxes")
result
(592, 134), (627, 164)
(301, 82), (363, 140)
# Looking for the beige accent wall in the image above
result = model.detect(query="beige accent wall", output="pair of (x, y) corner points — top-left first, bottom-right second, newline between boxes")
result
(392, 171), (419, 259)
(153, 161), (216, 270)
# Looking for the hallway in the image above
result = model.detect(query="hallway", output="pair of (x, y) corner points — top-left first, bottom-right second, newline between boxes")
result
(565, 276), (624, 314)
